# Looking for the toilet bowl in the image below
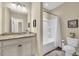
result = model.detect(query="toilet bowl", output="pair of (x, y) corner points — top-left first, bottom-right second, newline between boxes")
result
(62, 45), (75, 56)
(62, 37), (78, 56)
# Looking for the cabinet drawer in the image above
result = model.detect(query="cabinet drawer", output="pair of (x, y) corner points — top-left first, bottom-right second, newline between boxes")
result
(2, 39), (18, 46)
(18, 37), (35, 43)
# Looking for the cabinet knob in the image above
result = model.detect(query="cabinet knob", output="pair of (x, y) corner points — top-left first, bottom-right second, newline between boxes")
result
(18, 44), (22, 47)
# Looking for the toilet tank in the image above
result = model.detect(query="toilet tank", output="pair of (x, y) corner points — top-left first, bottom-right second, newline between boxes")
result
(67, 37), (78, 47)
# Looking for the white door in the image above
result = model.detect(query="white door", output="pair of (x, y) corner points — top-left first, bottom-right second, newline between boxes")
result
(17, 21), (24, 32)
(11, 17), (25, 32)
(18, 22), (23, 32)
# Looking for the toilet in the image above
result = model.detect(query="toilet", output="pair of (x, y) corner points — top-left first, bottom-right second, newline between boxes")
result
(62, 37), (78, 56)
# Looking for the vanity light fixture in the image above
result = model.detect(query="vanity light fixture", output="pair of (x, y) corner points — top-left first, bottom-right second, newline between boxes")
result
(17, 4), (21, 8)
(6, 3), (28, 14)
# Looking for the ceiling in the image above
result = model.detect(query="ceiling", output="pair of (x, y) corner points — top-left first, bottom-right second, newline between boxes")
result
(43, 2), (64, 10)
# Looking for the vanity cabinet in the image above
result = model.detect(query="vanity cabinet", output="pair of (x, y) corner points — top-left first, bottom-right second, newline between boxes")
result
(0, 36), (36, 56)
(0, 42), (2, 56)
(21, 41), (32, 56)
(2, 44), (19, 56)
(31, 37), (36, 55)
(18, 37), (32, 56)
(21, 37), (36, 56)
(0, 48), (1, 56)
(1, 40), (19, 56)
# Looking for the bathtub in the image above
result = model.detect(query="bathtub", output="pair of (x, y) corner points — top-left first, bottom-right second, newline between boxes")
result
(43, 38), (57, 55)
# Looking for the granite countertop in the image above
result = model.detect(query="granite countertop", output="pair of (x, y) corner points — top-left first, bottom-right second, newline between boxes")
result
(0, 32), (36, 41)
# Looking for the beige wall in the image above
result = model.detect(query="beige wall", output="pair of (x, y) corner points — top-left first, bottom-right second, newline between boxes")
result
(0, 3), (2, 34)
(4, 7), (10, 33)
(26, 3), (31, 31)
(0, 3), (10, 34)
(31, 2), (43, 55)
(51, 2), (79, 44)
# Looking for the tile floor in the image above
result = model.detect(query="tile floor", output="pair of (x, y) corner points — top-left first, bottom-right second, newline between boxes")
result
(44, 48), (78, 56)
(45, 50), (65, 56)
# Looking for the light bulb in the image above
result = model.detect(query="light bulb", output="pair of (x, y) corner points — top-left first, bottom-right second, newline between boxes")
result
(17, 5), (21, 8)
(22, 7), (27, 13)
(11, 3), (16, 7)
(45, 3), (48, 6)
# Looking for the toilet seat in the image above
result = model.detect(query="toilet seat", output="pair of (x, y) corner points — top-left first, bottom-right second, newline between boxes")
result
(62, 45), (76, 54)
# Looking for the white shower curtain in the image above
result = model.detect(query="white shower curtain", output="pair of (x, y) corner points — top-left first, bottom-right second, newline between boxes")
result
(43, 16), (58, 46)
(43, 12), (62, 54)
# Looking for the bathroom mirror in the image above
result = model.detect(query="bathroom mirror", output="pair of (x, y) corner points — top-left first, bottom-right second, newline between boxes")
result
(0, 2), (31, 34)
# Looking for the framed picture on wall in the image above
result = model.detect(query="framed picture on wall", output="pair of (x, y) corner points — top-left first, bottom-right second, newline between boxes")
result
(68, 19), (78, 28)
(33, 19), (36, 27)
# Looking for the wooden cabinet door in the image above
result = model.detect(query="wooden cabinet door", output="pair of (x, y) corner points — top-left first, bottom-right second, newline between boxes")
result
(21, 37), (36, 56)
(0, 42), (2, 56)
(0, 48), (2, 56)
(0, 36), (36, 56)
(20, 38), (32, 56)
(2, 40), (19, 56)
(31, 37), (37, 56)
(2, 44), (19, 56)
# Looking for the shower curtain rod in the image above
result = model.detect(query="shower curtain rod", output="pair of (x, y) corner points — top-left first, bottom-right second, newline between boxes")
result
(43, 11), (58, 16)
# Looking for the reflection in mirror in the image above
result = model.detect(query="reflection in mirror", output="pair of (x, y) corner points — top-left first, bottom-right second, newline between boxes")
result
(0, 2), (31, 35)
